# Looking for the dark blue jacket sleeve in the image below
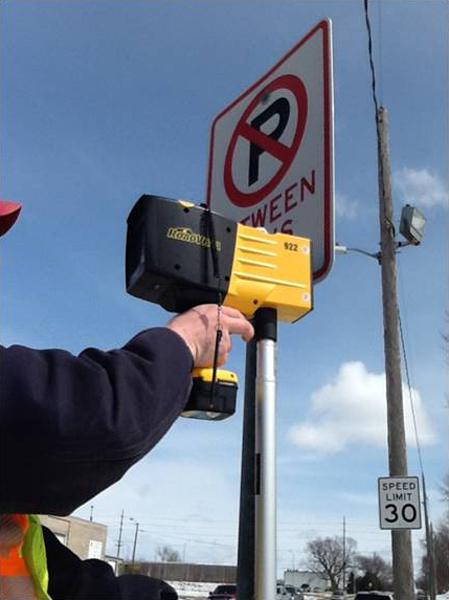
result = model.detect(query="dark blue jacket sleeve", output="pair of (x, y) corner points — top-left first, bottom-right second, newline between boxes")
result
(42, 526), (178, 600)
(0, 328), (193, 515)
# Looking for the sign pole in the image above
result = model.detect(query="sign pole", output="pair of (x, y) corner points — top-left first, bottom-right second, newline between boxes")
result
(237, 309), (278, 600)
(254, 308), (277, 600)
(236, 338), (257, 600)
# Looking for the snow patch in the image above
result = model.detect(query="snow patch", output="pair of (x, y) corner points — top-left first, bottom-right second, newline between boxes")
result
(168, 580), (222, 599)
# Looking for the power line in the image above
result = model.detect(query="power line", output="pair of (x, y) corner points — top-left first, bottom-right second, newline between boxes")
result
(363, 0), (391, 228)
(83, 510), (406, 535)
(378, 0), (384, 105)
(398, 309), (426, 476)
(363, 0), (380, 117)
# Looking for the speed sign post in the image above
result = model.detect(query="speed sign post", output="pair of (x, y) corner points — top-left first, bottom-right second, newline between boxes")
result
(378, 476), (422, 530)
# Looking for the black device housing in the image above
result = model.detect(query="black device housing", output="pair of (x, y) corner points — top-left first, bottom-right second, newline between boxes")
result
(182, 379), (237, 420)
(126, 195), (237, 313)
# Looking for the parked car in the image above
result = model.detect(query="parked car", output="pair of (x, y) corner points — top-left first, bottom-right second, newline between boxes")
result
(208, 584), (237, 600)
(354, 592), (394, 600)
(284, 584), (303, 599)
(277, 584), (298, 599)
(277, 584), (287, 599)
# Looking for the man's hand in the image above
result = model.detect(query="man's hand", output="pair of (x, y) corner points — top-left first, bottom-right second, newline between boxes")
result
(166, 304), (254, 368)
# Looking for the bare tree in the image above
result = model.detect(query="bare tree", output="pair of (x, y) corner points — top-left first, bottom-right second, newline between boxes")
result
(433, 520), (449, 593)
(155, 544), (182, 563)
(434, 474), (449, 593)
(305, 536), (357, 591)
(357, 553), (393, 590)
(440, 472), (449, 505)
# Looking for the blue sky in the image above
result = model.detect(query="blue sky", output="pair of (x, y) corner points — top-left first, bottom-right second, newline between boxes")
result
(2, 0), (448, 577)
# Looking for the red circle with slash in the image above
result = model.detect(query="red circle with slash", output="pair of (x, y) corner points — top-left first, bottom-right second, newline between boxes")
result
(224, 74), (308, 208)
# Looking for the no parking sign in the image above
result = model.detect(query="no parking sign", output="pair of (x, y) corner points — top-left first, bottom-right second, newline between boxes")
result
(207, 20), (334, 282)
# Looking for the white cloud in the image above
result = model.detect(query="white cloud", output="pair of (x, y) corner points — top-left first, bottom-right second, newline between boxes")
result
(393, 167), (449, 209)
(287, 361), (437, 456)
(335, 192), (358, 220)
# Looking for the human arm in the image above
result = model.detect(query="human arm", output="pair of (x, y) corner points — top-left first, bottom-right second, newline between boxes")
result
(0, 305), (253, 515)
(1, 327), (192, 515)
(42, 526), (178, 600)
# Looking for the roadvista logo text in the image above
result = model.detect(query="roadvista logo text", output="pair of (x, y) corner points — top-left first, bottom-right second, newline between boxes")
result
(167, 227), (222, 251)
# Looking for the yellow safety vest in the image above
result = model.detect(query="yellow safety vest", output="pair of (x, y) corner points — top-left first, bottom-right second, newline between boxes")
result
(0, 514), (51, 600)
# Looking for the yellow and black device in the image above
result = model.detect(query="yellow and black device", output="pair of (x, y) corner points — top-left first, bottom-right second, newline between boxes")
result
(126, 194), (312, 419)
(182, 368), (238, 420)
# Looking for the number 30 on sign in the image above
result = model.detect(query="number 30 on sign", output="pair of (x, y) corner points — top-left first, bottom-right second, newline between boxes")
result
(378, 476), (422, 530)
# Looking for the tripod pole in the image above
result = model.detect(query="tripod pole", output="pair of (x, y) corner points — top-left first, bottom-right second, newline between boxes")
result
(254, 308), (277, 600)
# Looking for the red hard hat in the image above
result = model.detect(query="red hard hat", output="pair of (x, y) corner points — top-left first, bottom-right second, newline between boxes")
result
(0, 200), (22, 236)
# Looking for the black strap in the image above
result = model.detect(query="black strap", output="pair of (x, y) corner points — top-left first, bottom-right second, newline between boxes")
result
(200, 206), (223, 403)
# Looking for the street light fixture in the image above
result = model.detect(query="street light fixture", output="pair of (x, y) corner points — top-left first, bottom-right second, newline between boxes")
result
(335, 204), (426, 261)
(399, 204), (426, 246)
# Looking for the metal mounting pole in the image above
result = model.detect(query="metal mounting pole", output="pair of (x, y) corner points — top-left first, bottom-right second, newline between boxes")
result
(237, 337), (257, 600)
(254, 308), (277, 600)
(237, 308), (278, 600)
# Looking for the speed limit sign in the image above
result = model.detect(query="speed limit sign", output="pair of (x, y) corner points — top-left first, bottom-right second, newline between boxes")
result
(378, 476), (422, 530)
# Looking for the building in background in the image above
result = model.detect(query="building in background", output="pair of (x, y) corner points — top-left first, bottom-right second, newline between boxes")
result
(284, 569), (329, 591)
(40, 515), (107, 561)
(105, 555), (125, 575)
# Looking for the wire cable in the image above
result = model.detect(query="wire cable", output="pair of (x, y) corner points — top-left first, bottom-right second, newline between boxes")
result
(363, 0), (388, 222)
(201, 206), (224, 402)
(378, 0), (383, 105)
(363, 0), (380, 117)
(398, 309), (425, 476)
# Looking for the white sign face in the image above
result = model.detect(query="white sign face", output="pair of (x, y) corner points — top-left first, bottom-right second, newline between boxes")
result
(378, 476), (422, 530)
(207, 20), (334, 282)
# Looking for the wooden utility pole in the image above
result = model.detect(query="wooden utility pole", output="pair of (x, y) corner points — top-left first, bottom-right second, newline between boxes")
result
(377, 106), (415, 600)
(116, 509), (124, 559)
(132, 521), (139, 566)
